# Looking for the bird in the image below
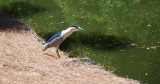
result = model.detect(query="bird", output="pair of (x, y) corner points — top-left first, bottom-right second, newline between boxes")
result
(42, 25), (85, 58)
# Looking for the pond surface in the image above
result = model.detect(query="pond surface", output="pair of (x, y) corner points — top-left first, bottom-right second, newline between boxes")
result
(0, 0), (160, 84)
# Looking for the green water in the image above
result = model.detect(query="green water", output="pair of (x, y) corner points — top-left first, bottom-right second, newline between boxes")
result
(0, 0), (160, 83)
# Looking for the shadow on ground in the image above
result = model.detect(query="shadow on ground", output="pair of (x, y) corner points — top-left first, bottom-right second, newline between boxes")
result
(59, 33), (132, 51)
(0, 1), (46, 18)
(0, 1), (47, 30)
(0, 11), (24, 30)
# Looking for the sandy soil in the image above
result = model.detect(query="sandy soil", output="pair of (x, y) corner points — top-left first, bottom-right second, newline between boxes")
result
(0, 30), (140, 84)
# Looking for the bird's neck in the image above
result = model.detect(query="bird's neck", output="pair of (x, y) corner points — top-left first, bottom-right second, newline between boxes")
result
(62, 28), (75, 39)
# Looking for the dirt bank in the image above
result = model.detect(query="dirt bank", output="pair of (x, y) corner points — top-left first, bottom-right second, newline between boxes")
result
(0, 29), (140, 84)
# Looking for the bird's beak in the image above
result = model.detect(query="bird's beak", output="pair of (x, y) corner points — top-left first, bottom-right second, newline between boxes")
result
(78, 27), (85, 31)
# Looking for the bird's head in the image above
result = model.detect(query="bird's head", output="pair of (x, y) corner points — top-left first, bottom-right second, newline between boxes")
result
(70, 25), (85, 31)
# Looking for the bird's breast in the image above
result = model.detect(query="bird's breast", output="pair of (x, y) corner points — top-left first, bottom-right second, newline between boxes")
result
(61, 30), (74, 40)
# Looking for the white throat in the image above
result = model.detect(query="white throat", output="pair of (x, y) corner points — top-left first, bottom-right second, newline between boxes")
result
(61, 27), (77, 39)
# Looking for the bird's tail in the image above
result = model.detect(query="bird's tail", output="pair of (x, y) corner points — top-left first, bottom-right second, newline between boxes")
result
(41, 43), (48, 51)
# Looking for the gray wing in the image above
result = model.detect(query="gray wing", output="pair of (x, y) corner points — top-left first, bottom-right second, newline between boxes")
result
(42, 31), (64, 51)
(48, 35), (64, 47)
(46, 31), (62, 43)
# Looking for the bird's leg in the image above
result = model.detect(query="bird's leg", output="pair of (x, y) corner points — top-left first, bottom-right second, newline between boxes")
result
(56, 46), (60, 58)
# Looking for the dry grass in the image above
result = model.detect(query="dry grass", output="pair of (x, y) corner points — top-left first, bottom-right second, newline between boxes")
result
(0, 30), (140, 84)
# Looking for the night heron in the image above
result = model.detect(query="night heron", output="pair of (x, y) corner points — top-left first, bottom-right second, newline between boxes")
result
(42, 25), (85, 58)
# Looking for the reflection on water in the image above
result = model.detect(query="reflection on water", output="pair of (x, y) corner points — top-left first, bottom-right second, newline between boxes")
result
(0, 0), (160, 84)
